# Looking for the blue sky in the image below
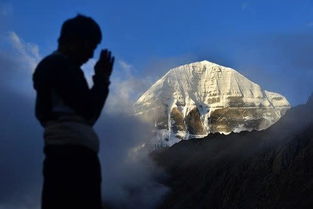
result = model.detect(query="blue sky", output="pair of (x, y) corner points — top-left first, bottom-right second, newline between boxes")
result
(2, 0), (313, 106)
(1, 0), (313, 105)
(4, 0), (313, 57)
(1, 1), (313, 208)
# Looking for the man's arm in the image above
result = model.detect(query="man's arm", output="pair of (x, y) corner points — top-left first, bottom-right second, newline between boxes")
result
(51, 53), (112, 126)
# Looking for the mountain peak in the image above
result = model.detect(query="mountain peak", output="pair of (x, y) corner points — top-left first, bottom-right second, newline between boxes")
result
(199, 60), (217, 65)
(135, 61), (290, 146)
(174, 60), (229, 70)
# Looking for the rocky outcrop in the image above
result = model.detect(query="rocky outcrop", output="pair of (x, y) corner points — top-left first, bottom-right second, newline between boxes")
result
(185, 107), (206, 135)
(135, 61), (290, 145)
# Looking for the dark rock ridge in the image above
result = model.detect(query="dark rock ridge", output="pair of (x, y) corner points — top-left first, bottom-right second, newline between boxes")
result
(153, 93), (313, 209)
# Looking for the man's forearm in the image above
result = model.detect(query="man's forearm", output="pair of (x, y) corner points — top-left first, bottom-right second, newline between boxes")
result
(87, 75), (110, 125)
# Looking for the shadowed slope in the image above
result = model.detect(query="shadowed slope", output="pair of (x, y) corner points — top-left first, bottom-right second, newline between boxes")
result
(153, 94), (313, 209)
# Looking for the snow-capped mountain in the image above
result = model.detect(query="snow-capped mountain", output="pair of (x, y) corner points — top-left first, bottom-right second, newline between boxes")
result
(134, 60), (290, 146)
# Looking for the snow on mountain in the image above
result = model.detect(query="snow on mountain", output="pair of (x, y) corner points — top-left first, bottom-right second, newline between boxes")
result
(134, 60), (290, 146)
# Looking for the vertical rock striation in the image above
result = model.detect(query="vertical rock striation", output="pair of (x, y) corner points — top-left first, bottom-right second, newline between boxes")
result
(135, 61), (290, 146)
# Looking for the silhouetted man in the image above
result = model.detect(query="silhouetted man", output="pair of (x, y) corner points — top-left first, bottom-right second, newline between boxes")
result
(33, 15), (114, 209)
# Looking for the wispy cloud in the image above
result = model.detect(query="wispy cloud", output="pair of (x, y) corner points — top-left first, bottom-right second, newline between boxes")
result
(82, 58), (149, 114)
(104, 59), (152, 114)
(8, 32), (41, 71)
(0, 32), (41, 97)
(119, 60), (133, 72)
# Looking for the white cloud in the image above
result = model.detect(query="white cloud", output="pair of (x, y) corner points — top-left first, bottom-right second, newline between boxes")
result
(119, 60), (132, 72)
(7, 32), (41, 72)
(0, 31), (41, 97)
(81, 58), (152, 114)
(104, 59), (152, 114)
(82, 58), (97, 87)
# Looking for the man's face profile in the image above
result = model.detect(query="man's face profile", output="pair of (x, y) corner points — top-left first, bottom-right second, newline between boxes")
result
(66, 39), (98, 65)
(78, 40), (98, 64)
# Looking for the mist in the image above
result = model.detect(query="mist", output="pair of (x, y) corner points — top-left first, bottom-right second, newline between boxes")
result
(95, 113), (168, 209)
(0, 32), (169, 209)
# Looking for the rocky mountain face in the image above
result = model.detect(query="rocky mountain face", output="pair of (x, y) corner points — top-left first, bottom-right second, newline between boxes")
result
(135, 61), (290, 146)
(153, 94), (313, 209)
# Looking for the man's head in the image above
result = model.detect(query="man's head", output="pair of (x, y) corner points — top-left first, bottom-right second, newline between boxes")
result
(58, 14), (102, 65)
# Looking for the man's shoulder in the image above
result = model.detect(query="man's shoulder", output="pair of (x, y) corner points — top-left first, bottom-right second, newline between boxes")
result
(33, 52), (69, 78)
(33, 52), (70, 86)
(37, 52), (68, 70)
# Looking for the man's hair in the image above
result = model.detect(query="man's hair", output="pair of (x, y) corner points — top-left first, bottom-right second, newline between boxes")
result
(58, 14), (102, 46)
